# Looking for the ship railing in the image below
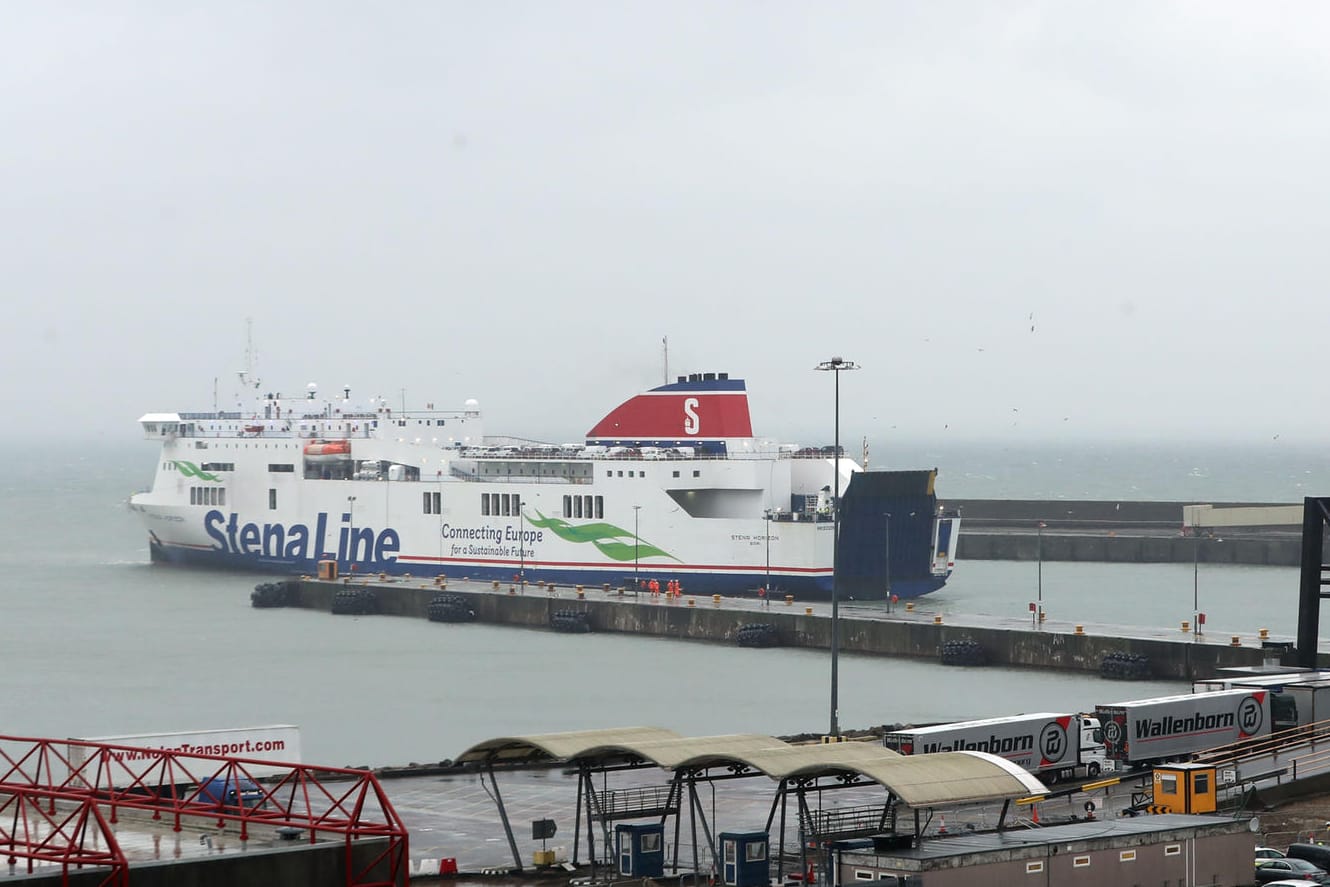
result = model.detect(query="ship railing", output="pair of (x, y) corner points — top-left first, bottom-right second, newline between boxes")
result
(447, 472), (593, 485)
(458, 449), (839, 462)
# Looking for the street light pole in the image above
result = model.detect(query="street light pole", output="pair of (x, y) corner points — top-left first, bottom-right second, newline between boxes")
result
(633, 505), (642, 590)
(764, 510), (772, 598)
(346, 495), (357, 569)
(815, 356), (860, 739)
(1037, 520), (1045, 624)
(1193, 537), (1200, 637)
(883, 513), (891, 602)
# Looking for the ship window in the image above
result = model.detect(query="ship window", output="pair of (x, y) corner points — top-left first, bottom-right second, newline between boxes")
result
(574, 497), (583, 519)
(583, 496), (592, 517)
(606, 471), (612, 478)
(219, 489), (225, 506)
(628, 471), (634, 477)
(672, 470), (679, 478)
(269, 489), (277, 510)
(595, 496), (603, 519)
(502, 496), (511, 516)
(481, 495), (490, 516)
(424, 492), (433, 514)
(563, 495), (572, 517)
(618, 471), (623, 477)
(268, 463), (294, 472)
(432, 492), (441, 513)
(693, 470), (701, 478)
(190, 488), (197, 505)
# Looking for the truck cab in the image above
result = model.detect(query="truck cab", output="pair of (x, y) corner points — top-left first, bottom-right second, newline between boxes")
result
(198, 776), (264, 810)
(1078, 715), (1111, 777)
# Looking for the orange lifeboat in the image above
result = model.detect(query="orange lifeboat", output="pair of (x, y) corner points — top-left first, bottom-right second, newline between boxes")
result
(303, 440), (352, 462)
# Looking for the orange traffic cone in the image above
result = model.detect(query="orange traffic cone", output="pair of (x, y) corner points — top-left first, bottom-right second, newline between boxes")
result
(1031, 804), (1039, 824)
(938, 814), (947, 834)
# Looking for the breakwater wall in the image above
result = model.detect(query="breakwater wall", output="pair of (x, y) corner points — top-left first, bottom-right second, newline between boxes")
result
(293, 579), (1319, 681)
(956, 531), (1301, 566)
(944, 499), (1302, 566)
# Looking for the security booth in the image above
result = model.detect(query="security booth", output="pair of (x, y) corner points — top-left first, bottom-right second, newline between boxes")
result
(719, 831), (768, 887)
(615, 823), (665, 877)
(1152, 762), (1217, 814)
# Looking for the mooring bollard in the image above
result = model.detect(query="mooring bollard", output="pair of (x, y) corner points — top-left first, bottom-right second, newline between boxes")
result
(784, 595), (794, 606)
(712, 594), (721, 607)
(577, 585), (585, 599)
(805, 606), (813, 615)
(905, 602), (915, 612)
(1074, 625), (1084, 635)
(1259, 628), (1270, 640)
(492, 580), (499, 590)
(508, 585), (516, 595)
(933, 615), (942, 624)
(687, 598), (695, 607)
(1181, 621), (1191, 633)
(1231, 635), (1241, 646)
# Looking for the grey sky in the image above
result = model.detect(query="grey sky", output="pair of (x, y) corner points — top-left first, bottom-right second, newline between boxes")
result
(5, 2), (1329, 446)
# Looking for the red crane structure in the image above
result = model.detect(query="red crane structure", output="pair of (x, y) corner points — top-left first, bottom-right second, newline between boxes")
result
(0, 734), (407, 886)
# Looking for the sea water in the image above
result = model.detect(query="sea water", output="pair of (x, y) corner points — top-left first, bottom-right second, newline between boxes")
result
(0, 439), (1321, 767)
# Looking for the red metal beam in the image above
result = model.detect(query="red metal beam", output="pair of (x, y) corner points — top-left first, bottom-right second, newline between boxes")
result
(0, 735), (407, 887)
(0, 786), (129, 886)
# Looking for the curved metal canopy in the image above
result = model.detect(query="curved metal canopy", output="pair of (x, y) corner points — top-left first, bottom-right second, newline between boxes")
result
(454, 728), (1044, 808)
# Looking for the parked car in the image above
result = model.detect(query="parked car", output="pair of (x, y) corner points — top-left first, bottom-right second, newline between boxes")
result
(1258, 847), (1290, 860)
(1260, 880), (1323, 887)
(1255, 858), (1330, 884)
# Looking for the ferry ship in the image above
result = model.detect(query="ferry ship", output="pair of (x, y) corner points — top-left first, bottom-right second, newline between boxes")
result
(129, 372), (958, 599)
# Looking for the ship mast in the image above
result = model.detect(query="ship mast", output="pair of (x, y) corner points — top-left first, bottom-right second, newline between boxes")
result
(662, 336), (669, 385)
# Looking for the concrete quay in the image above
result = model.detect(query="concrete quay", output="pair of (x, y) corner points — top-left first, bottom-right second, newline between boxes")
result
(293, 575), (1321, 681)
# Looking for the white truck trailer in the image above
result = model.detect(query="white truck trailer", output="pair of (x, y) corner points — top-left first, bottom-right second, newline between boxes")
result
(882, 712), (1109, 783)
(67, 725), (301, 789)
(1095, 689), (1271, 767)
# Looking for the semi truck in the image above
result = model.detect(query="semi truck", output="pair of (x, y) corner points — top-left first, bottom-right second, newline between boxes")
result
(882, 712), (1109, 783)
(1095, 689), (1271, 767)
(1193, 671), (1330, 730)
(67, 725), (301, 792)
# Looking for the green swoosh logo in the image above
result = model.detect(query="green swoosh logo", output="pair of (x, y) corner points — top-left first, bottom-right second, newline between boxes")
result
(172, 460), (221, 482)
(526, 511), (679, 562)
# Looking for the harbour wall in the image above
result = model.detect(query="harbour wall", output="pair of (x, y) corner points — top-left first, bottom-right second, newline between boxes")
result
(956, 531), (1301, 566)
(294, 579), (1320, 681)
(944, 499), (1302, 566)
(30, 839), (396, 887)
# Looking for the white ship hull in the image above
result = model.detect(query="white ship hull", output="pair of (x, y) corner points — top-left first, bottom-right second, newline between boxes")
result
(130, 373), (956, 599)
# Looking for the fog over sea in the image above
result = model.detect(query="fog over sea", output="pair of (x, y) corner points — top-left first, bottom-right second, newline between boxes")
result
(2, 439), (1325, 768)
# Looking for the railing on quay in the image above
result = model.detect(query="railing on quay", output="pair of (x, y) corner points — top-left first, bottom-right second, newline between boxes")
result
(0, 734), (407, 887)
